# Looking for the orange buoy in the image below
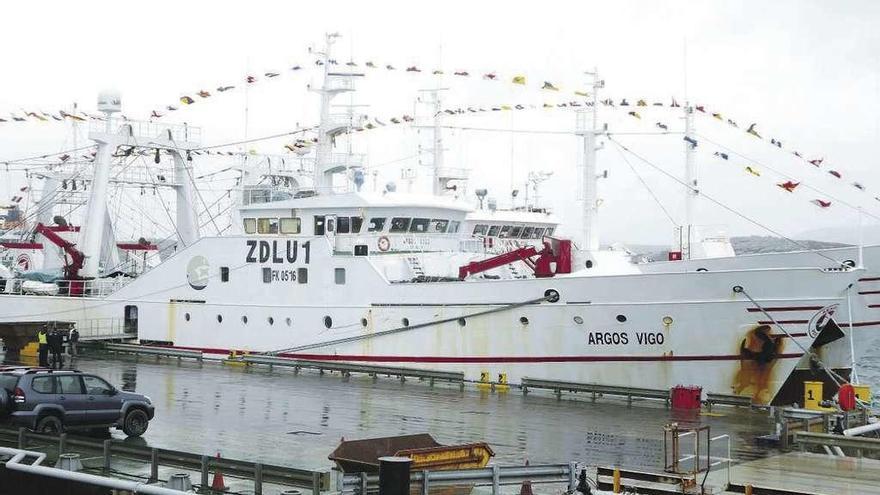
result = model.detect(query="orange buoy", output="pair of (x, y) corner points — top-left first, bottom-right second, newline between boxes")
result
(839, 383), (857, 411)
(211, 452), (227, 491)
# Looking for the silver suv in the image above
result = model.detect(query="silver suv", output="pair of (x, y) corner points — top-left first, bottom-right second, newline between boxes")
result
(0, 368), (154, 437)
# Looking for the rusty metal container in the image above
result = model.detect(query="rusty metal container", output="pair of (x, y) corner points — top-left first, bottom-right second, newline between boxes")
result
(328, 434), (494, 473)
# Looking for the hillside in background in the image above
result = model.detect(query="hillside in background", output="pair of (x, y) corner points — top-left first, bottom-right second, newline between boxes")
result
(626, 235), (850, 262)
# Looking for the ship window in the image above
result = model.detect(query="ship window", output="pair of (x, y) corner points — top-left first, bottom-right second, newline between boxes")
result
(498, 226), (512, 238)
(258, 218), (279, 234)
(268, 317), (274, 325)
(314, 216), (326, 235)
(546, 227), (555, 236)
(510, 226), (523, 238)
(351, 217), (363, 233)
(285, 317), (292, 326)
(335, 268), (346, 285)
(410, 218), (430, 233)
(262, 267), (272, 283)
(241, 315), (248, 324)
(450, 221), (461, 233)
(280, 218), (301, 234)
(324, 316), (332, 328)
(243, 218), (257, 234)
(487, 225), (500, 237)
(473, 224), (489, 235)
(532, 228), (545, 239)
(368, 217), (386, 232)
(429, 219), (448, 233)
(184, 313), (191, 322)
(337, 216), (350, 234)
(354, 245), (368, 256)
(521, 227), (534, 239)
(297, 267), (308, 284)
(390, 217), (411, 233)
(217, 314), (223, 323)
(220, 266), (229, 282)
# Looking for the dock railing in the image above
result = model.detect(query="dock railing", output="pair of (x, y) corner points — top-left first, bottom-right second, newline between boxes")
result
(339, 461), (578, 495)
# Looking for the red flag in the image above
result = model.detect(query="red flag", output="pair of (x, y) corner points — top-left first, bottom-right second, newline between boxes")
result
(246, 75), (257, 83)
(812, 199), (831, 208)
(695, 105), (706, 113)
(777, 181), (799, 192)
(197, 90), (211, 98)
(828, 170), (841, 178)
(808, 158), (823, 167)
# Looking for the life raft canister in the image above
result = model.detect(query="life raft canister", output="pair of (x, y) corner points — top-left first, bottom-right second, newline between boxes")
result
(377, 236), (391, 252)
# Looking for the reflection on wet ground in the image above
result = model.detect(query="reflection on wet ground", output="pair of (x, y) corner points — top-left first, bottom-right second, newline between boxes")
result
(3, 353), (789, 472)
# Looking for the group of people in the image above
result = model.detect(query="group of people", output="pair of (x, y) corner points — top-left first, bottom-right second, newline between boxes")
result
(37, 325), (79, 368)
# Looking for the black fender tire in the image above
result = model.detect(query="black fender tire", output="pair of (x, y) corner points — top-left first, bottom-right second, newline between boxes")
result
(35, 415), (63, 435)
(122, 409), (149, 437)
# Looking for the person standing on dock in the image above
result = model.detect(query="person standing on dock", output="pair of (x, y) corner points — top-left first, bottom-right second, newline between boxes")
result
(48, 329), (63, 369)
(68, 326), (79, 357)
(37, 326), (49, 367)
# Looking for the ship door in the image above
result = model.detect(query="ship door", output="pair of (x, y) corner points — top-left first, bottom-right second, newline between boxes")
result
(124, 305), (138, 334)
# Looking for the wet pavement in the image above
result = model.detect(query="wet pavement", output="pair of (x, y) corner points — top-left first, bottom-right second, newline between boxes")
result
(2, 352), (792, 473)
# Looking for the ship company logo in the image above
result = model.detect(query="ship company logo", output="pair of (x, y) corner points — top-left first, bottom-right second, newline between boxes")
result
(16, 254), (31, 271)
(186, 255), (210, 290)
(807, 304), (839, 340)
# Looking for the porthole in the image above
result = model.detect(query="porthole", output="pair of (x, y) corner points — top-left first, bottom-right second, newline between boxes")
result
(324, 316), (332, 329)
(268, 317), (274, 326)
(616, 314), (627, 323)
(401, 318), (410, 327)
(662, 316), (674, 326)
(544, 289), (560, 303)
(573, 316), (584, 325)
(361, 318), (368, 328)
(184, 313), (191, 322)
(520, 316), (529, 325)
(843, 259), (856, 268)
(242, 315), (248, 324)
(458, 318), (467, 327)
(285, 317), (292, 327)
(217, 314), (223, 323)
(585, 260), (593, 269)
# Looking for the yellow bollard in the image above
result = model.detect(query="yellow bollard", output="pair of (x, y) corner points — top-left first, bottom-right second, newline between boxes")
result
(613, 467), (621, 493)
(496, 373), (510, 393)
(744, 484), (753, 495)
(803, 381), (824, 410)
(854, 384), (872, 403)
(476, 371), (491, 391)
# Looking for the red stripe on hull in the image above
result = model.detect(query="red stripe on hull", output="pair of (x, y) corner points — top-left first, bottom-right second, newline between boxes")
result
(165, 344), (803, 363)
(746, 306), (823, 313)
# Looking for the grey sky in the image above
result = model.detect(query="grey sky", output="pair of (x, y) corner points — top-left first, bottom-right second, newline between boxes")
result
(2, 0), (879, 245)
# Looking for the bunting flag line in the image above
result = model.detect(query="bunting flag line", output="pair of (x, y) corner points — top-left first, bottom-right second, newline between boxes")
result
(812, 199), (832, 208)
(778, 181), (799, 192)
(745, 166), (761, 177)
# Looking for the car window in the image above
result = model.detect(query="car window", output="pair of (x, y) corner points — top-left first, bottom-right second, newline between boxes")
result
(32, 376), (54, 394)
(0, 374), (18, 392)
(57, 375), (84, 394)
(83, 376), (113, 395)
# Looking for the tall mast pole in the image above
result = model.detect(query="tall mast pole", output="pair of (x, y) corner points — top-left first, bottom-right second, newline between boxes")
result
(683, 104), (697, 259)
(578, 69), (602, 252)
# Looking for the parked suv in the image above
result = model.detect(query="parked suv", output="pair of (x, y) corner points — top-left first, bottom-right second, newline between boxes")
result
(0, 368), (154, 437)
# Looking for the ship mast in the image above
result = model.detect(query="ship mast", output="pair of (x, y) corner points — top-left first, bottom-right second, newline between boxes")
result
(575, 70), (603, 252)
(682, 104), (697, 259)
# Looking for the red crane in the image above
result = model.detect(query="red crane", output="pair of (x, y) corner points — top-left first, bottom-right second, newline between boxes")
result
(34, 223), (85, 280)
(458, 238), (572, 280)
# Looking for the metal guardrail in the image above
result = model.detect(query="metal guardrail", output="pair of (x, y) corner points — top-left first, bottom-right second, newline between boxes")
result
(521, 377), (671, 404)
(243, 355), (465, 387)
(704, 393), (753, 410)
(794, 431), (880, 453)
(99, 343), (204, 361)
(0, 427), (328, 493)
(340, 462), (577, 495)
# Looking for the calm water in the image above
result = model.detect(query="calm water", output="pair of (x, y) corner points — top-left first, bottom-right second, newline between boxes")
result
(3, 343), (878, 473)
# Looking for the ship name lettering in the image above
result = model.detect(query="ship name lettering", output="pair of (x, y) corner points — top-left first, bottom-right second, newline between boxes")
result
(636, 332), (665, 345)
(587, 332), (628, 345)
(245, 240), (309, 264)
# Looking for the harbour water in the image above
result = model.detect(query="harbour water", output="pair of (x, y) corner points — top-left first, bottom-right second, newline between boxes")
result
(5, 334), (878, 473)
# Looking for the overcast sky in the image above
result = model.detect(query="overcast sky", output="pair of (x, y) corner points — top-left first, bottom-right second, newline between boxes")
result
(2, 0), (880, 245)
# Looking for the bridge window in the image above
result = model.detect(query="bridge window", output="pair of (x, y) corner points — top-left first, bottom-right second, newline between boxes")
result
(335, 268), (346, 285)
(243, 218), (256, 234)
(220, 266), (229, 282)
(532, 228), (545, 239)
(520, 227), (534, 239)
(314, 216), (326, 235)
(487, 225), (500, 237)
(368, 217), (386, 232)
(337, 216), (351, 234)
(449, 221), (460, 233)
(429, 219), (449, 233)
(258, 218), (279, 234)
(510, 226), (523, 238)
(546, 227), (555, 236)
(351, 217), (363, 233)
(390, 217), (411, 233)
(410, 218), (430, 233)
(473, 224), (489, 235)
(297, 267), (308, 284)
(280, 218), (301, 234)
(498, 226), (512, 238)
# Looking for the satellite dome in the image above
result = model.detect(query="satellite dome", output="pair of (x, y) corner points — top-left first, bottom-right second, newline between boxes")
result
(97, 90), (122, 114)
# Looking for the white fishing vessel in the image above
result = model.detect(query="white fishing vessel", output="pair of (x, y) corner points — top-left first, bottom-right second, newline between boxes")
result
(0, 36), (861, 406)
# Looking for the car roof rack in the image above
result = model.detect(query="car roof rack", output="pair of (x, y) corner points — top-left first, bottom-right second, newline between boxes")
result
(23, 368), (82, 374)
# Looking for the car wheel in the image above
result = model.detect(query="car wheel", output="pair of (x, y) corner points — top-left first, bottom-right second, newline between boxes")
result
(36, 415), (63, 435)
(122, 409), (149, 437)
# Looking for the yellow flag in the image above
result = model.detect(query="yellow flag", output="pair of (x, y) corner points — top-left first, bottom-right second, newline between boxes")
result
(512, 75), (526, 85)
(745, 166), (760, 177)
(574, 91), (589, 97)
(501, 105), (512, 111)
